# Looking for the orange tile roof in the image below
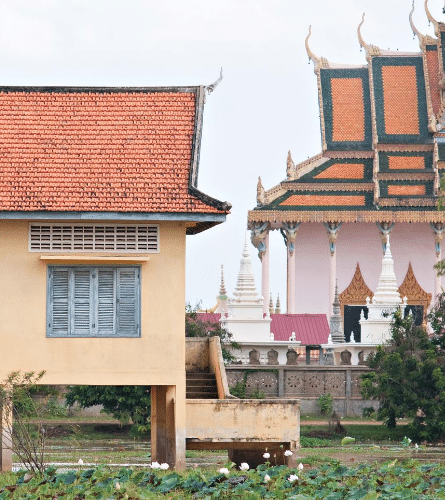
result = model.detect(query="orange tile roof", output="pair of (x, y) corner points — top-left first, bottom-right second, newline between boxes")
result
(281, 194), (365, 207)
(387, 184), (426, 196)
(0, 89), (227, 214)
(382, 66), (419, 135)
(331, 78), (365, 142)
(314, 162), (364, 179)
(426, 49), (441, 116)
(388, 155), (425, 170)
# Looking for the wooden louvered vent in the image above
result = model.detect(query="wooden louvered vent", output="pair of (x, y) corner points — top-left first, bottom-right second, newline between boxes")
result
(29, 224), (159, 252)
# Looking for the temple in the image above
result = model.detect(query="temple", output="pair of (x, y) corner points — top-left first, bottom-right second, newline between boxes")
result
(248, 2), (445, 343)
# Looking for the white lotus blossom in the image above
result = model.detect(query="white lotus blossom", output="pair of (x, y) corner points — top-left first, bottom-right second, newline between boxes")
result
(298, 463), (304, 470)
(415, 443), (419, 449)
(78, 459), (84, 465)
(264, 474), (270, 483)
(219, 468), (230, 475)
(239, 462), (249, 471)
(284, 450), (293, 457)
(150, 462), (160, 469)
(263, 452), (270, 459)
(288, 474), (299, 482)
(160, 463), (169, 470)
(115, 482), (121, 490)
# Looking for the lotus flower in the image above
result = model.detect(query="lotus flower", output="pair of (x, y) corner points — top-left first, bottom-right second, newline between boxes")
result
(264, 474), (270, 483)
(284, 450), (293, 457)
(160, 463), (169, 470)
(263, 452), (270, 459)
(239, 462), (249, 471)
(298, 463), (304, 470)
(150, 462), (160, 469)
(219, 468), (229, 475)
(288, 474), (298, 482)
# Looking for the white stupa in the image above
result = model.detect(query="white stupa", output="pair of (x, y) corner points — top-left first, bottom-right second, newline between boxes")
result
(360, 239), (405, 344)
(224, 234), (271, 342)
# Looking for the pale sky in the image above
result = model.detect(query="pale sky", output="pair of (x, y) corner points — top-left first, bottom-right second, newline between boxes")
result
(1, 0), (443, 309)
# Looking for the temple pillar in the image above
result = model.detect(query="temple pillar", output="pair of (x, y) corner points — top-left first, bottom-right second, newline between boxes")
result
(430, 222), (445, 298)
(281, 222), (300, 314)
(376, 222), (395, 253)
(151, 384), (185, 470)
(324, 222), (342, 316)
(251, 223), (270, 315)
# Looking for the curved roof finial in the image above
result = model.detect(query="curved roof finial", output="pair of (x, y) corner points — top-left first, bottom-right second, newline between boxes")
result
(305, 26), (329, 70)
(410, 1), (425, 43)
(425, 0), (439, 36)
(357, 13), (381, 58)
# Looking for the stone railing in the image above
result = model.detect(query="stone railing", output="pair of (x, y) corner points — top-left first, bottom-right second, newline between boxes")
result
(225, 365), (376, 417)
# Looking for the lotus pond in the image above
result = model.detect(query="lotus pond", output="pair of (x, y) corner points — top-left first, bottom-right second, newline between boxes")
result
(2, 460), (445, 498)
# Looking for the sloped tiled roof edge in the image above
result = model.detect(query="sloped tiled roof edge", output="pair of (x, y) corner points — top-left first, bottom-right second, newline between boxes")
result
(0, 85), (231, 232)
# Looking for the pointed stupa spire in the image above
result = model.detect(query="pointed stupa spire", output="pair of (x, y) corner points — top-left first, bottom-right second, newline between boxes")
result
(232, 233), (262, 304)
(425, 0), (439, 37)
(372, 238), (402, 305)
(275, 294), (281, 314)
(305, 26), (329, 71)
(330, 281), (345, 343)
(219, 265), (227, 298)
(269, 293), (274, 315)
(357, 13), (381, 58)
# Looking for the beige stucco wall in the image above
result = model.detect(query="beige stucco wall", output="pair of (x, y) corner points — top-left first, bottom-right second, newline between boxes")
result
(0, 219), (186, 388)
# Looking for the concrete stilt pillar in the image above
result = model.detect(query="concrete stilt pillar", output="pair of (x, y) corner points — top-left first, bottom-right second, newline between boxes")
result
(1, 399), (12, 471)
(151, 384), (185, 470)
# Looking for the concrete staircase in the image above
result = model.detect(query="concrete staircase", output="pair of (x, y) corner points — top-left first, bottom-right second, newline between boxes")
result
(186, 370), (218, 399)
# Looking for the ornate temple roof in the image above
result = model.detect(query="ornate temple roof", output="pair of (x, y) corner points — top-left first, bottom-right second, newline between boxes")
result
(248, 2), (445, 226)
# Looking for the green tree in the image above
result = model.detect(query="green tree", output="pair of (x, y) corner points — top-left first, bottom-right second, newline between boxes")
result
(361, 300), (445, 441)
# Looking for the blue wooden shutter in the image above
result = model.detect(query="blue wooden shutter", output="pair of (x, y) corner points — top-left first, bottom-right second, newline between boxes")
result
(48, 267), (69, 336)
(72, 268), (92, 335)
(116, 267), (140, 337)
(97, 268), (116, 336)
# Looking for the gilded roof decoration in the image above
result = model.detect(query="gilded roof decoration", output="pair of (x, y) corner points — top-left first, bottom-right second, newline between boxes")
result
(305, 26), (330, 71)
(339, 263), (374, 316)
(398, 262), (432, 311)
(357, 14), (381, 59)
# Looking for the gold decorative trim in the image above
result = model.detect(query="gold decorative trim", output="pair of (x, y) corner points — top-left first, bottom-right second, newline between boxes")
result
(247, 209), (445, 224)
(378, 198), (436, 207)
(357, 14), (381, 60)
(398, 262), (432, 316)
(377, 172), (435, 181)
(376, 144), (434, 152)
(324, 151), (375, 159)
(282, 182), (374, 192)
(339, 263), (374, 317)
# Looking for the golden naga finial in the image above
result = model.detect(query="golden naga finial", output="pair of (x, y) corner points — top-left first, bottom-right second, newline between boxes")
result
(357, 13), (381, 58)
(410, 1), (425, 43)
(305, 26), (329, 70)
(425, 0), (439, 37)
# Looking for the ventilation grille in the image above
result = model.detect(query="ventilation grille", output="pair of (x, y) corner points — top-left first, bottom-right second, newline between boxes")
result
(30, 224), (159, 252)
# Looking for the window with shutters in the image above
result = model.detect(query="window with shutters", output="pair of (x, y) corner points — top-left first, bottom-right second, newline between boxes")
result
(46, 266), (141, 337)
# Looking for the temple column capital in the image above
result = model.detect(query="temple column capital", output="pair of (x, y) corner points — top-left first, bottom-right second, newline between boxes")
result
(323, 221), (342, 255)
(376, 221), (395, 253)
(430, 222), (445, 256)
(250, 222), (269, 261)
(280, 222), (301, 256)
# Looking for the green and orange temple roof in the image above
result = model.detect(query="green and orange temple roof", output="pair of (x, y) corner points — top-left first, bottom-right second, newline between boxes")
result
(249, 1), (445, 225)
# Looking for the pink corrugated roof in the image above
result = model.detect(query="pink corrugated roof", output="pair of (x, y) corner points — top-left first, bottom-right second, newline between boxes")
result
(196, 313), (329, 345)
(270, 314), (329, 344)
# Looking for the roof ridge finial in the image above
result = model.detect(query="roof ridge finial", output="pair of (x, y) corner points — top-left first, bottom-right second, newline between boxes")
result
(425, 0), (439, 37)
(358, 13), (381, 59)
(206, 68), (223, 95)
(286, 150), (295, 180)
(305, 26), (329, 71)
(410, 1), (425, 44)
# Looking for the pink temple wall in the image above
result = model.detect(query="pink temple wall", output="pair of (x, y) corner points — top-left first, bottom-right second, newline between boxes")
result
(293, 222), (439, 317)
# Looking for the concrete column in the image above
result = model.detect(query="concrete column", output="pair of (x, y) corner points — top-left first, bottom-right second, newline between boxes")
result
(430, 222), (445, 298)
(151, 385), (185, 470)
(1, 400), (12, 471)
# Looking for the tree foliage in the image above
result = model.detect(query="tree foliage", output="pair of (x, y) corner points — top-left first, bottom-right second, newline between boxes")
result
(65, 385), (151, 435)
(361, 296), (445, 441)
